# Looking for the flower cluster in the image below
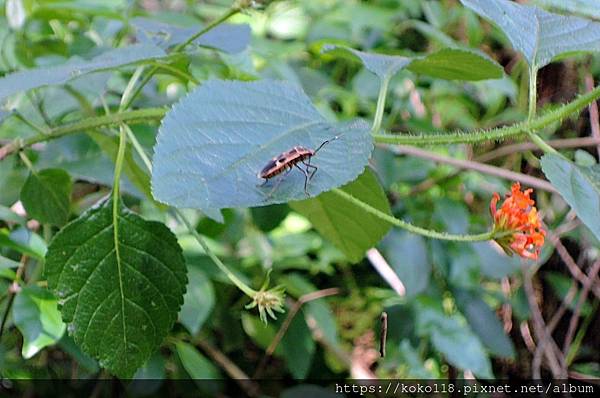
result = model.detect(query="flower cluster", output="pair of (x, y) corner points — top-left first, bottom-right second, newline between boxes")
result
(490, 183), (545, 260)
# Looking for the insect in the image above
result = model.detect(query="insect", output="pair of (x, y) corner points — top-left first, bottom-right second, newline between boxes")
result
(257, 136), (340, 196)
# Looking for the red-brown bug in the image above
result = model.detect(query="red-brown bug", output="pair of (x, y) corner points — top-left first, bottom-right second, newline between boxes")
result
(257, 136), (339, 196)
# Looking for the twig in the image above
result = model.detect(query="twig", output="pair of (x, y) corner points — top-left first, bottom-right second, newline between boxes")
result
(253, 288), (340, 378)
(0, 255), (27, 341)
(563, 260), (600, 358)
(476, 137), (600, 163)
(522, 265), (565, 378)
(584, 74), (600, 158)
(550, 234), (600, 299)
(388, 145), (557, 193)
(196, 339), (260, 397)
(366, 248), (406, 297)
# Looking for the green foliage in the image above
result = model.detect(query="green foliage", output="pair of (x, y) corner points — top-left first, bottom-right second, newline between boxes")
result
(541, 154), (600, 242)
(290, 168), (392, 262)
(152, 79), (372, 211)
(20, 168), (72, 226)
(44, 197), (187, 377)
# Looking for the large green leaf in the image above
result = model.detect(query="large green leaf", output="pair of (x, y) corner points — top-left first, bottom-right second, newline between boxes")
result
(541, 154), (600, 242)
(152, 79), (372, 212)
(454, 289), (515, 359)
(175, 341), (220, 379)
(44, 197), (187, 378)
(13, 286), (66, 359)
(323, 45), (503, 81)
(461, 0), (600, 68)
(20, 168), (72, 226)
(290, 168), (392, 263)
(0, 44), (165, 104)
(132, 17), (251, 54)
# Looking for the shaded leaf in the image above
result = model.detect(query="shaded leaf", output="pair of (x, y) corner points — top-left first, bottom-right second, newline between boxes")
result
(0, 44), (166, 104)
(461, 0), (600, 68)
(455, 289), (515, 359)
(132, 17), (251, 54)
(176, 341), (220, 379)
(380, 230), (430, 297)
(290, 168), (392, 263)
(323, 45), (411, 80)
(45, 197), (187, 378)
(152, 79), (372, 212)
(20, 168), (72, 226)
(281, 314), (315, 380)
(0, 255), (18, 280)
(179, 266), (215, 335)
(533, 0), (600, 20)
(13, 286), (66, 359)
(0, 227), (46, 260)
(541, 154), (600, 242)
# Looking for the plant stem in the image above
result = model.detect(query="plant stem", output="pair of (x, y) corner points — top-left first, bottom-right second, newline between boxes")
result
(371, 75), (391, 134)
(123, 124), (153, 171)
(112, 125), (127, 203)
(174, 210), (256, 297)
(526, 65), (559, 155)
(332, 188), (498, 242)
(371, 83), (600, 146)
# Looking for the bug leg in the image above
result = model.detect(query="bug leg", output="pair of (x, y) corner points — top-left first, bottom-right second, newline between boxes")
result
(302, 159), (318, 180)
(294, 163), (311, 196)
(266, 168), (290, 198)
(257, 178), (269, 188)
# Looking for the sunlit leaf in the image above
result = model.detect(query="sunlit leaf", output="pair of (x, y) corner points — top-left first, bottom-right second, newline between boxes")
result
(45, 197), (187, 377)
(13, 286), (66, 359)
(461, 0), (600, 68)
(152, 79), (372, 212)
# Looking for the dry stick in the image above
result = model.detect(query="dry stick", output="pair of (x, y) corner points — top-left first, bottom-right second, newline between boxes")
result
(563, 260), (600, 359)
(476, 137), (600, 163)
(253, 288), (340, 378)
(550, 234), (600, 300)
(522, 266), (565, 378)
(196, 339), (260, 397)
(389, 145), (557, 193)
(584, 74), (600, 158)
(366, 248), (405, 297)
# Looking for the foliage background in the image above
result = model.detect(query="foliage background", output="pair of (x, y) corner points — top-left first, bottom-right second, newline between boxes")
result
(0, 0), (599, 395)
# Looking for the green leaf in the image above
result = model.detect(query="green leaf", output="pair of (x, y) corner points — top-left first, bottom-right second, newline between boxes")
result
(152, 79), (372, 212)
(0, 204), (25, 224)
(281, 314), (315, 380)
(179, 266), (215, 335)
(532, 0), (600, 20)
(176, 341), (220, 379)
(380, 230), (430, 297)
(132, 17), (251, 54)
(323, 45), (503, 81)
(461, 0), (600, 68)
(0, 227), (46, 260)
(290, 168), (392, 263)
(0, 44), (166, 104)
(407, 48), (503, 81)
(0, 255), (18, 280)
(541, 154), (600, 242)
(417, 304), (493, 378)
(20, 168), (72, 226)
(454, 289), (516, 359)
(13, 286), (66, 359)
(44, 197), (187, 378)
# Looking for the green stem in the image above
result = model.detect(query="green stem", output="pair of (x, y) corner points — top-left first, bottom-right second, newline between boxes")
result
(371, 75), (391, 134)
(112, 125), (127, 202)
(332, 188), (497, 242)
(174, 210), (256, 298)
(123, 124), (153, 172)
(371, 84), (600, 145)
(18, 151), (35, 172)
(527, 65), (559, 155)
(120, 66), (145, 111)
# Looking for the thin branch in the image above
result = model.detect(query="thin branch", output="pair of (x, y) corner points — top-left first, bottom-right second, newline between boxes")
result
(366, 248), (405, 297)
(563, 260), (600, 358)
(196, 339), (260, 397)
(584, 74), (600, 158)
(254, 288), (340, 378)
(388, 145), (557, 193)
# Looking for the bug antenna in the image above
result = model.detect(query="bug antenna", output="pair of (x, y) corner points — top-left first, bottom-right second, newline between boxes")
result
(314, 135), (340, 154)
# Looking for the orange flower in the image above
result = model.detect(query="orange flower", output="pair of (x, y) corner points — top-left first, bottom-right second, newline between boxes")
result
(490, 183), (545, 259)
